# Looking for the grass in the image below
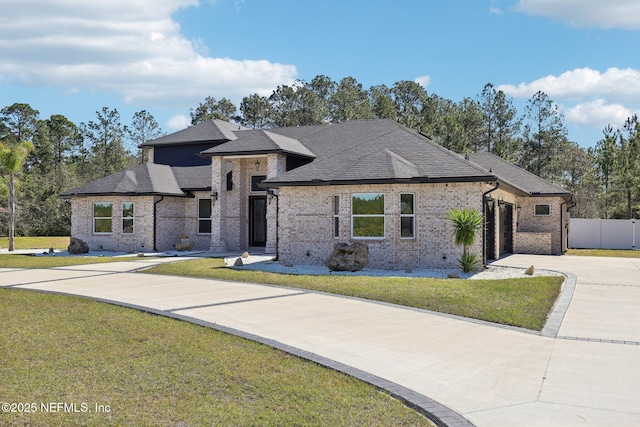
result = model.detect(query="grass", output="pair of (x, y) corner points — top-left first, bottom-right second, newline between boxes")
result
(144, 258), (563, 331)
(566, 248), (640, 258)
(0, 236), (70, 250)
(0, 289), (434, 427)
(0, 254), (147, 269)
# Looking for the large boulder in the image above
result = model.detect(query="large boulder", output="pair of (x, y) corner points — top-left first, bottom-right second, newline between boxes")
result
(68, 237), (89, 254)
(175, 235), (194, 251)
(325, 242), (369, 272)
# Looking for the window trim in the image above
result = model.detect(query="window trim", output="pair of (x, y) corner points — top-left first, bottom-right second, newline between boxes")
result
(400, 193), (415, 239)
(198, 198), (212, 235)
(93, 202), (113, 234)
(351, 193), (385, 240)
(534, 204), (551, 217)
(122, 202), (134, 234)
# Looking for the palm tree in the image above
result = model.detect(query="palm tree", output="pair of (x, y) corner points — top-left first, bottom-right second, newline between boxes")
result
(0, 141), (34, 251)
(446, 207), (483, 272)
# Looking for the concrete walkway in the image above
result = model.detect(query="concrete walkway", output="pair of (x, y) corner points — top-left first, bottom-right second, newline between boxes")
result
(1, 254), (639, 426)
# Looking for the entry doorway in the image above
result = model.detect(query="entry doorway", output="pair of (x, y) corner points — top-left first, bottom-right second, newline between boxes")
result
(249, 196), (267, 247)
(499, 203), (514, 255)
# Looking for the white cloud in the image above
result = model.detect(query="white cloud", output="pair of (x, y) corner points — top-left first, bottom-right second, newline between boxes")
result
(497, 67), (640, 103)
(564, 99), (634, 128)
(514, 0), (640, 29)
(167, 114), (191, 130)
(498, 67), (640, 129)
(414, 75), (431, 88)
(0, 0), (297, 109)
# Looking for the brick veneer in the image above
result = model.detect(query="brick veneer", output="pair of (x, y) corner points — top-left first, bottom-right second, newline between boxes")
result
(276, 182), (486, 270)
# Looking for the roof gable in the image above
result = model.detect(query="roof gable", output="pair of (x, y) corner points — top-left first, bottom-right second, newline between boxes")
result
(263, 120), (495, 185)
(199, 129), (316, 159)
(61, 163), (185, 197)
(141, 119), (246, 147)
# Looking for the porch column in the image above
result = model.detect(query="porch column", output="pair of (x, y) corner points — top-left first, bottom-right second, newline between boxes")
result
(265, 154), (286, 253)
(209, 156), (228, 252)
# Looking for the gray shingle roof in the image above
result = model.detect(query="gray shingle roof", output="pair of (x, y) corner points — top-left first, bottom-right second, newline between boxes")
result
(141, 119), (246, 147)
(262, 120), (495, 186)
(199, 129), (316, 159)
(467, 152), (571, 198)
(61, 163), (189, 197)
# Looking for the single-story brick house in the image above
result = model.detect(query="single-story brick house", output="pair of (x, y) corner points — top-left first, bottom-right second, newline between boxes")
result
(61, 119), (572, 269)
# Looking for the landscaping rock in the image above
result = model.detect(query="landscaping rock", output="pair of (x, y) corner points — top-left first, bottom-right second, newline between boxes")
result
(175, 235), (194, 251)
(242, 251), (250, 258)
(234, 257), (244, 266)
(68, 237), (89, 254)
(525, 265), (535, 275)
(448, 273), (460, 279)
(325, 242), (369, 272)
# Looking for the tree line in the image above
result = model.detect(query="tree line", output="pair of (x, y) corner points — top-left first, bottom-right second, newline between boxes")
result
(2, 75), (640, 238)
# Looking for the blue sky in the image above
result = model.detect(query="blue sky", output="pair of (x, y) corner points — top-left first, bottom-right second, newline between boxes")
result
(2, 0), (640, 148)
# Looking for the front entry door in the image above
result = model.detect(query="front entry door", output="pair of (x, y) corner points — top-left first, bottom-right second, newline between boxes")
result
(249, 196), (267, 247)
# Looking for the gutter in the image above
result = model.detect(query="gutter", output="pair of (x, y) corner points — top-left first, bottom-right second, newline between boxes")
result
(482, 182), (500, 265)
(153, 196), (164, 252)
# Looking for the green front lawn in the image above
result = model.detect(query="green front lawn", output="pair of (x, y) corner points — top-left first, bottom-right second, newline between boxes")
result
(0, 236), (70, 250)
(144, 258), (563, 331)
(566, 248), (640, 258)
(0, 254), (146, 268)
(0, 289), (433, 427)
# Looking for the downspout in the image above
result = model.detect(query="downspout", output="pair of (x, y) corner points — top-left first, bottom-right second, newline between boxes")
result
(482, 182), (500, 266)
(153, 196), (164, 252)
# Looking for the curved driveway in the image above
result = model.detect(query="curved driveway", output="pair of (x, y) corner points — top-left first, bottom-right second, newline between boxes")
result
(1, 254), (639, 426)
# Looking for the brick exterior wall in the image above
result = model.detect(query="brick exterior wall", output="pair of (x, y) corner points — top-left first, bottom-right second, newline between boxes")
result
(276, 182), (486, 270)
(69, 158), (569, 261)
(515, 196), (568, 255)
(210, 154), (285, 252)
(69, 191), (213, 253)
(70, 196), (155, 253)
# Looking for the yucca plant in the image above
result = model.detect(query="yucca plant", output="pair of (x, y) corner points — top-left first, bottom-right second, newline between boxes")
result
(446, 208), (483, 272)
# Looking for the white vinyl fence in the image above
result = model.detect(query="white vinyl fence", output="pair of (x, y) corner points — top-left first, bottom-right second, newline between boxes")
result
(569, 218), (639, 250)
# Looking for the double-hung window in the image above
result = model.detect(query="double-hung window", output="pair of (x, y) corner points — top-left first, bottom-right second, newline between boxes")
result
(122, 202), (134, 234)
(400, 193), (415, 238)
(351, 193), (385, 239)
(198, 198), (212, 234)
(93, 202), (112, 234)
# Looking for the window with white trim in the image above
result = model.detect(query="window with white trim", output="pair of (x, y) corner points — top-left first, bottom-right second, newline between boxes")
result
(333, 195), (340, 238)
(93, 202), (112, 234)
(122, 202), (134, 234)
(351, 193), (385, 239)
(400, 193), (415, 238)
(198, 198), (212, 234)
(534, 204), (550, 216)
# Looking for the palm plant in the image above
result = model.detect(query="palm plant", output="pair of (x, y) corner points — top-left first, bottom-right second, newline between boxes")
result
(446, 207), (484, 272)
(0, 141), (34, 251)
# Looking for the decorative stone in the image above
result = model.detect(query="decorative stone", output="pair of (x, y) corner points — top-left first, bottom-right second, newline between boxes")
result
(242, 251), (250, 258)
(325, 242), (369, 272)
(68, 237), (89, 254)
(234, 257), (244, 266)
(175, 235), (194, 251)
(284, 262), (293, 268)
(525, 265), (535, 275)
(448, 273), (460, 279)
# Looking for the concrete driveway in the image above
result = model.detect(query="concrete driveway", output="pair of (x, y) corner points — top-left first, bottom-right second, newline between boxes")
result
(1, 254), (639, 427)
